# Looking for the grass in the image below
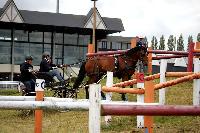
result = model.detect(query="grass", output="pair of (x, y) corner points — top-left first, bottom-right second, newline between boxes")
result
(0, 77), (200, 133)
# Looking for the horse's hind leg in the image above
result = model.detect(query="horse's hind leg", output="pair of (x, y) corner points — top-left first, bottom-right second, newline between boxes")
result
(85, 76), (106, 99)
(85, 85), (89, 99)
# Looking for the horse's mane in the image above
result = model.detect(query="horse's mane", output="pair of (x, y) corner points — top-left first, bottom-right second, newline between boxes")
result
(125, 46), (141, 57)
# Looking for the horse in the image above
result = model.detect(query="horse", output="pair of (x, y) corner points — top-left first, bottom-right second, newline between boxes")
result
(72, 43), (148, 100)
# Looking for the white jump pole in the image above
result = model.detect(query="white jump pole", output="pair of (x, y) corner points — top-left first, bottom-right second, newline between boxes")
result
(159, 59), (167, 105)
(89, 84), (101, 133)
(105, 71), (113, 125)
(136, 73), (144, 128)
(193, 58), (200, 105)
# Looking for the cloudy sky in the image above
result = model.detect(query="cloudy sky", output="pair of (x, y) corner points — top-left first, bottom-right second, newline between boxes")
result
(0, 0), (200, 43)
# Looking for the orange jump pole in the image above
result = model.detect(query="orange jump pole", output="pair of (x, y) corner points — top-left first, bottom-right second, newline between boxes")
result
(102, 86), (145, 94)
(154, 72), (200, 90)
(165, 72), (194, 77)
(35, 79), (45, 133)
(113, 73), (160, 88)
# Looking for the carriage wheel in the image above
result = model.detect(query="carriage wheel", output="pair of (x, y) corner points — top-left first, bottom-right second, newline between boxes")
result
(63, 85), (77, 98)
(52, 89), (63, 98)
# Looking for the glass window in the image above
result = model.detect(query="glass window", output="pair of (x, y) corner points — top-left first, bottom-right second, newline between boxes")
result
(122, 43), (128, 50)
(64, 34), (78, 45)
(55, 44), (63, 58)
(97, 41), (102, 49)
(29, 43), (43, 65)
(14, 42), (29, 64)
(127, 43), (131, 49)
(107, 42), (111, 50)
(78, 35), (90, 46)
(15, 30), (28, 42)
(55, 33), (63, 44)
(44, 32), (51, 43)
(44, 44), (51, 54)
(0, 41), (11, 63)
(78, 46), (87, 61)
(29, 31), (43, 42)
(64, 45), (87, 64)
(102, 41), (107, 49)
(112, 42), (121, 50)
(0, 29), (11, 40)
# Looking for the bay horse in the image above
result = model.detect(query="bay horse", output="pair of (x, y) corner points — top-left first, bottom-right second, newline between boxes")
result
(73, 43), (148, 100)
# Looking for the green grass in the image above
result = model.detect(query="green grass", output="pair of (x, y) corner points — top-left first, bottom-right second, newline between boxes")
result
(0, 77), (200, 133)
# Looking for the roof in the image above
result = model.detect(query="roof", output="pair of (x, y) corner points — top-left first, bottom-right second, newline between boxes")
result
(20, 10), (85, 28)
(0, 3), (124, 33)
(101, 36), (134, 43)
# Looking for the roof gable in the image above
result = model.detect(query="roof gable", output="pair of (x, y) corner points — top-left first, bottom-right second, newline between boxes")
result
(0, 0), (24, 23)
(0, 1), (124, 33)
(84, 8), (107, 30)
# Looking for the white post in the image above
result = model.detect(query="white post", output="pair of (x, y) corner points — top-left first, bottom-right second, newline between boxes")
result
(89, 84), (101, 133)
(136, 73), (144, 128)
(159, 59), (167, 105)
(105, 71), (113, 125)
(193, 58), (200, 105)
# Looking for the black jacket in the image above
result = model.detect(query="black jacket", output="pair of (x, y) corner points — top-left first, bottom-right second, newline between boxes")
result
(20, 62), (35, 82)
(39, 58), (53, 72)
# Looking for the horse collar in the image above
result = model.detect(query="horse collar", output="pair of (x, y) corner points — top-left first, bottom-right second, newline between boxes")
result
(114, 55), (119, 71)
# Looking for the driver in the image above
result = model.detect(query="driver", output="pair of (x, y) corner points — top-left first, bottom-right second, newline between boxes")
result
(39, 52), (66, 86)
(20, 56), (36, 95)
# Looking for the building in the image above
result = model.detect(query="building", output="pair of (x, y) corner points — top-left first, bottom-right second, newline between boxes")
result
(97, 36), (133, 51)
(0, 0), (124, 80)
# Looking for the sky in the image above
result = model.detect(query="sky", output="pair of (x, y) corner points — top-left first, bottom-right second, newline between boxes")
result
(0, 0), (200, 43)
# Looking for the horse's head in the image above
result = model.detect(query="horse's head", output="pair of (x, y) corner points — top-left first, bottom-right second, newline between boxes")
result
(136, 41), (148, 66)
(126, 41), (148, 66)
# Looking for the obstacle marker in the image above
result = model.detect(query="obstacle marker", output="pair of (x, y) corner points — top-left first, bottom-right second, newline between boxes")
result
(35, 79), (45, 133)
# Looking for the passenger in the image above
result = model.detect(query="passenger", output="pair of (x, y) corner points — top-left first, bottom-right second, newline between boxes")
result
(20, 56), (36, 94)
(39, 52), (65, 86)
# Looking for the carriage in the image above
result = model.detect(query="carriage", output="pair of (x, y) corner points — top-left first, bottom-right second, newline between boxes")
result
(21, 67), (78, 98)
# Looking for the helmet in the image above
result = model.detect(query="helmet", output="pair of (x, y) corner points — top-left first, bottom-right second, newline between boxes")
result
(25, 56), (33, 61)
(136, 41), (143, 47)
(42, 51), (50, 58)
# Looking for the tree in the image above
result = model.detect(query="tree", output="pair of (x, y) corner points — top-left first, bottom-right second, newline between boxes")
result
(167, 35), (175, 51)
(151, 36), (158, 50)
(177, 34), (184, 51)
(197, 33), (200, 42)
(159, 35), (165, 50)
(187, 35), (193, 51)
(143, 36), (148, 47)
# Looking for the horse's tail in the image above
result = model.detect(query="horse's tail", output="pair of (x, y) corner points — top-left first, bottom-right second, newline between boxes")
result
(73, 61), (86, 90)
